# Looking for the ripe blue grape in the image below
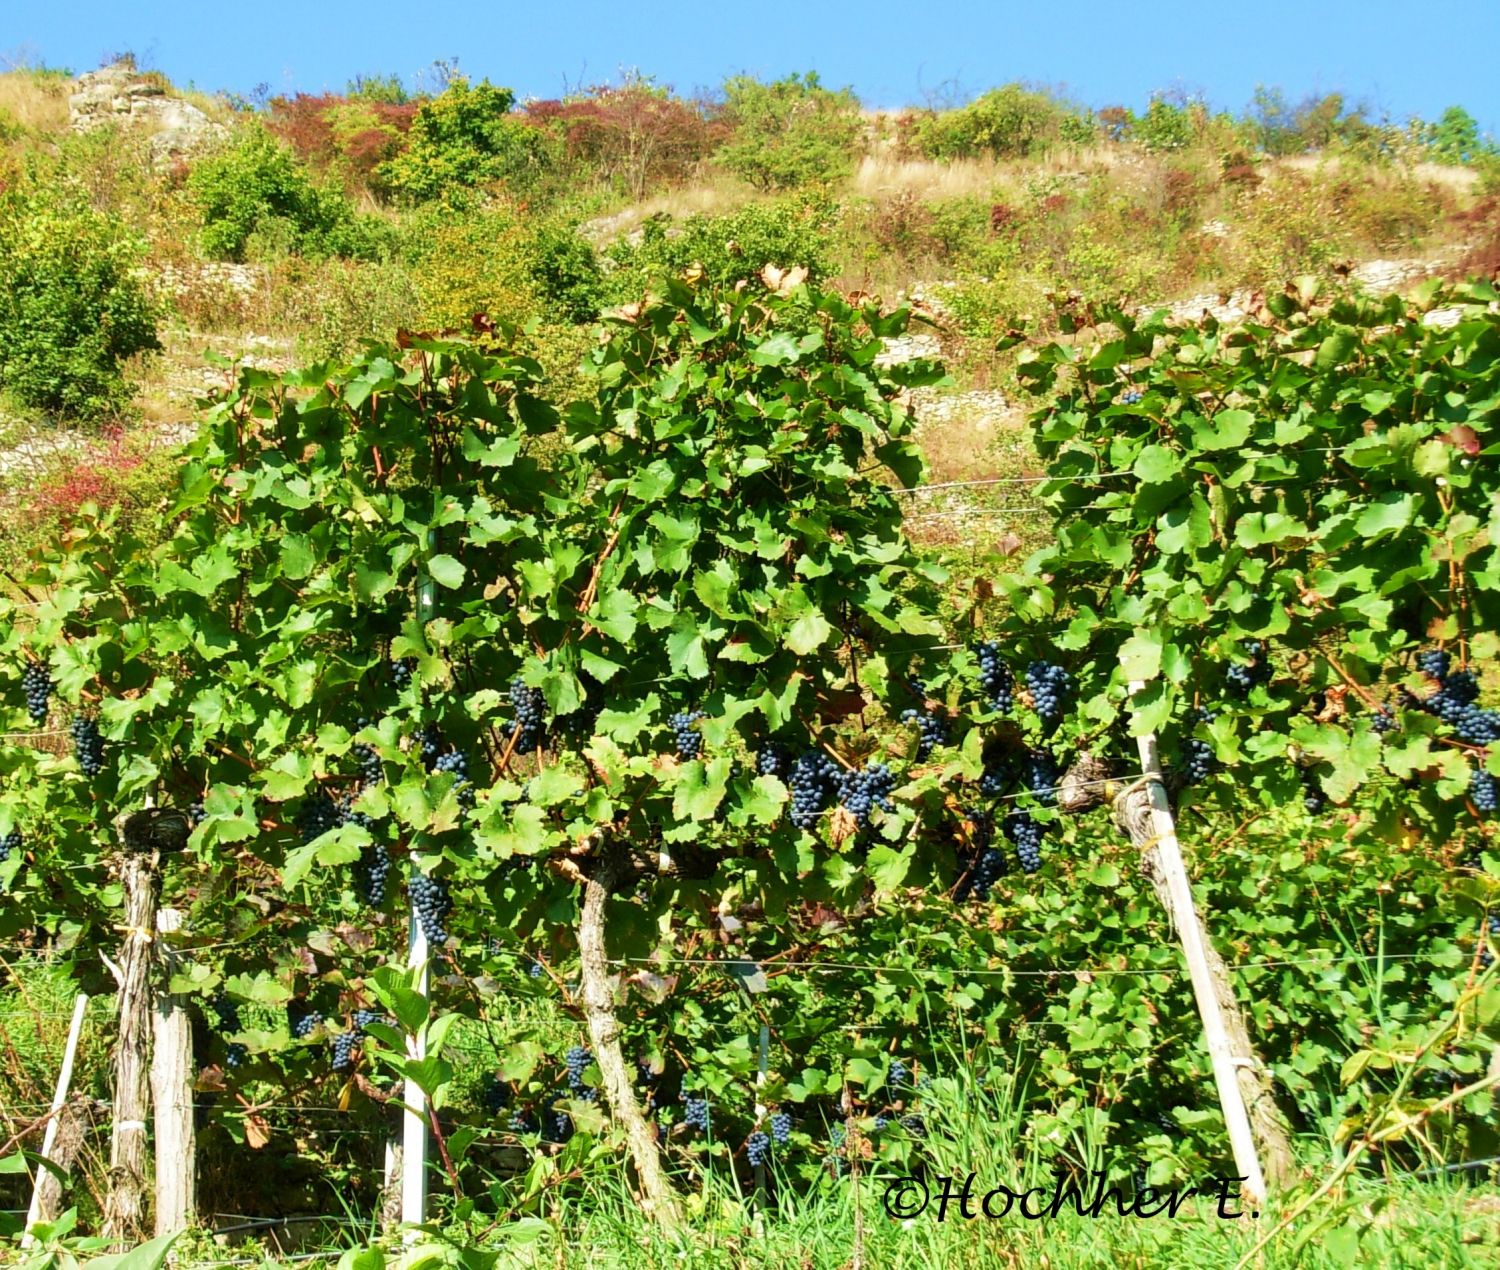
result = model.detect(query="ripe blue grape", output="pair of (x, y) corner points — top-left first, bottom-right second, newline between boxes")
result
(669, 711), (707, 760)
(1120, 388), (1144, 405)
(22, 662), (52, 724)
(1471, 766), (1499, 813)
(788, 750), (840, 829)
(528, 960), (544, 979)
(331, 1030), (361, 1072)
(1416, 649), (1450, 680)
(225, 1044), (247, 1068)
(837, 761), (896, 827)
(1301, 768), (1326, 814)
(889, 1059), (909, 1087)
(746, 1130), (771, 1165)
(683, 1096), (710, 1132)
(1025, 662), (1070, 730)
(1004, 811), (1045, 873)
(900, 705), (949, 759)
(352, 740), (383, 787)
(409, 872), (452, 946)
(1225, 640), (1269, 699)
(770, 1111), (792, 1146)
(507, 679), (546, 753)
(1023, 747), (1060, 804)
(1372, 706), (1396, 735)
(296, 792), (340, 843)
(288, 1002), (323, 1040)
(353, 843), (391, 907)
(391, 657), (415, 690)
(479, 1073), (509, 1113)
(71, 716), (104, 776)
(0, 828), (21, 865)
(565, 1045), (591, 1089)
(976, 642), (1013, 712)
(756, 745), (789, 778)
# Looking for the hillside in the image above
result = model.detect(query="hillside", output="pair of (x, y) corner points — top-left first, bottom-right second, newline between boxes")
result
(0, 58), (1496, 564)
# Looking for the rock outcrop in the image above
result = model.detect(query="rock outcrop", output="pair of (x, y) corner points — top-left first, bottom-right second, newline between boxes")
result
(68, 62), (227, 161)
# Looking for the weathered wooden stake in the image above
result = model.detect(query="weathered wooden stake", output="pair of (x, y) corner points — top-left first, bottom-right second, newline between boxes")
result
(1119, 678), (1292, 1201)
(151, 907), (195, 1235)
(400, 906), (429, 1233)
(104, 849), (159, 1247)
(21, 992), (88, 1245)
(578, 849), (681, 1226)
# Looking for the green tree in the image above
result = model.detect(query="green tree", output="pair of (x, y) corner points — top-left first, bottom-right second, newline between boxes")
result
(1428, 105), (1488, 164)
(714, 72), (865, 190)
(0, 176), (159, 417)
(915, 83), (1094, 161)
(378, 76), (561, 204)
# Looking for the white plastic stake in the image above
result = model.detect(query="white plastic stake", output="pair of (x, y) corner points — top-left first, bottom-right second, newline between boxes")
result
(1127, 679), (1267, 1206)
(401, 565), (437, 1233)
(22, 993), (88, 1246)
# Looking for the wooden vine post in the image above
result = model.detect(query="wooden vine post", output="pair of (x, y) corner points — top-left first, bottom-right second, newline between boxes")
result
(1116, 678), (1294, 1200)
(103, 841), (160, 1247)
(151, 907), (195, 1235)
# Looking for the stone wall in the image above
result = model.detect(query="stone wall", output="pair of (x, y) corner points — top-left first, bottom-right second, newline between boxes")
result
(68, 62), (227, 161)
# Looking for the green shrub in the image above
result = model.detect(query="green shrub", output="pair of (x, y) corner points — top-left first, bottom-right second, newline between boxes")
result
(187, 125), (388, 262)
(1134, 96), (1199, 152)
(914, 83), (1093, 161)
(527, 222), (604, 324)
(0, 179), (159, 418)
(603, 195), (840, 300)
(713, 72), (865, 190)
(377, 77), (562, 204)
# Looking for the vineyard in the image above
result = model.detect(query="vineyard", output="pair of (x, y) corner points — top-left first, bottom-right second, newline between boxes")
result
(0, 257), (1496, 1268)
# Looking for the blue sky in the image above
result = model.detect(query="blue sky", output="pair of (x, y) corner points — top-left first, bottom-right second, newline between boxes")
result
(8, 0), (1497, 133)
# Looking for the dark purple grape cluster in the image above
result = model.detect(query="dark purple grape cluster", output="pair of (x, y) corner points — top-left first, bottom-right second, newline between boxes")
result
(756, 745), (789, 778)
(1120, 389), (1144, 405)
(955, 807), (1003, 901)
(480, 1073), (509, 1113)
(418, 725), (443, 769)
(210, 991), (241, 1033)
(565, 1044), (591, 1090)
(0, 828), (21, 864)
(1023, 747), (1060, 805)
(542, 1099), (573, 1143)
(788, 750), (840, 829)
(900, 706), (948, 759)
(331, 1030), (361, 1072)
(354, 844), (390, 906)
(507, 679), (547, 753)
(889, 1059), (909, 1087)
(976, 642), (1013, 712)
(683, 1096), (710, 1132)
(1184, 707), (1218, 783)
(432, 749), (473, 805)
(187, 801), (207, 826)
(1004, 812), (1044, 873)
(1417, 649), (1451, 680)
(1481, 913), (1500, 969)
(409, 872), (452, 946)
(746, 1129), (771, 1166)
(1372, 706), (1396, 735)
(288, 1002), (323, 1040)
(837, 761), (896, 826)
(296, 792), (340, 844)
(1225, 641), (1269, 699)
(353, 741), (383, 787)
(873, 1114), (890, 1130)
(353, 1008), (385, 1032)
(669, 711), (707, 759)
(509, 1107), (537, 1135)
(391, 657), (415, 690)
(978, 741), (1013, 800)
(1471, 766), (1499, 813)
(1301, 768), (1326, 814)
(900, 1113), (926, 1136)
(1025, 662), (1070, 729)
(226, 1044), (247, 1068)
(70, 716), (104, 776)
(528, 960), (544, 979)
(770, 1111), (792, 1146)
(22, 662), (52, 724)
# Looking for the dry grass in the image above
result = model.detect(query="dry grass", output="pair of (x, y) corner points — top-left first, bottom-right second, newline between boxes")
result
(0, 70), (71, 134)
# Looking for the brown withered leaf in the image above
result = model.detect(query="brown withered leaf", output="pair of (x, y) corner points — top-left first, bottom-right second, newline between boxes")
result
(996, 532), (1024, 557)
(245, 1112), (272, 1150)
(1444, 424), (1481, 456)
(817, 685), (867, 724)
(828, 807), (859, 846)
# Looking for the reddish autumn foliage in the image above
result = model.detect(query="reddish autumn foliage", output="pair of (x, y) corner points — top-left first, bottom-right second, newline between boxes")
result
(32, 425), (144, 520)
(267, 94), (418, 186)
(525, 85), (718, 198)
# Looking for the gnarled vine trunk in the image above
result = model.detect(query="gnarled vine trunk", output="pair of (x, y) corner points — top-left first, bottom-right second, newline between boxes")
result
(577, 848), (681, 1226)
